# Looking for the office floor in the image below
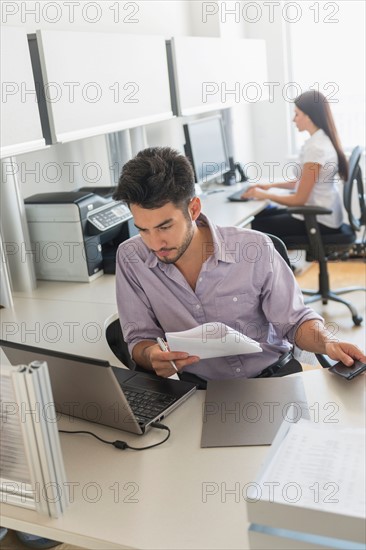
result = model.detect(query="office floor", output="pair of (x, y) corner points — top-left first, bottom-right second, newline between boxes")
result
(1, 261), (365, 550)
(295, 260), (366, 351)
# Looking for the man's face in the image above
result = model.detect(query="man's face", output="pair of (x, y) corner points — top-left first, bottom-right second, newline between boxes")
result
(131, 201), (196, 264)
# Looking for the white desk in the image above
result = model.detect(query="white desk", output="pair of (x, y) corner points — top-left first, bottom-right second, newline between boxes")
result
(200, 184), (268, 227)
(0, 187), (295, 550)
(1, 370), (364, 549)
(1, 276), (117, 361)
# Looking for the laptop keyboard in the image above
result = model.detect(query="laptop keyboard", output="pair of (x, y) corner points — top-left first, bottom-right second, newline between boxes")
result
(123, 388), (176, 421)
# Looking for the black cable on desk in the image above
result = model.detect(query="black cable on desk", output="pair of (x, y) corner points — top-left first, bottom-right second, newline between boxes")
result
(59, 422), (170, 451)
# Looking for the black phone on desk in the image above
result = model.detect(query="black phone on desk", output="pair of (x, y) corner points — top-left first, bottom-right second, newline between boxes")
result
(328, 360), (366, 380)
(223, 157), (248, 186)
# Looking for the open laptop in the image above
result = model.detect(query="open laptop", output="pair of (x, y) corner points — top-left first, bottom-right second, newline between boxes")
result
(0, 340), (197, 435)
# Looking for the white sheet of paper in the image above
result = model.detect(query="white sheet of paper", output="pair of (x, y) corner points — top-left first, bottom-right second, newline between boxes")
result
(165, 322), (262, 359)
(255, 419), (365, 518)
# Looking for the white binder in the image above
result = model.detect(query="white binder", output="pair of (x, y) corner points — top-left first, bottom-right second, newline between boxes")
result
(0, 361), (68, 517)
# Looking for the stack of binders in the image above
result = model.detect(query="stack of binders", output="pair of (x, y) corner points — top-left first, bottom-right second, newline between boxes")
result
(0, 360), (68, 517)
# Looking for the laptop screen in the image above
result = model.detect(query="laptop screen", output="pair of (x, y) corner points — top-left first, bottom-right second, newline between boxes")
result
(0, 339), (140, 430)
(0, 339), (196, 435)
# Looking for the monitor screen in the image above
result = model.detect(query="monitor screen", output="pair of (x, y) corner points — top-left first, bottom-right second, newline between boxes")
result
(184, 116), (230, 185)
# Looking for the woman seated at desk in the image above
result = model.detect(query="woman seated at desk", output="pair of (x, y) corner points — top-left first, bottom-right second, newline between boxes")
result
(241, 90), (348, 245)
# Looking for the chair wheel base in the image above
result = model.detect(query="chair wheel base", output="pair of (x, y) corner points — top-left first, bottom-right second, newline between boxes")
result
(352, 315), (363, 326)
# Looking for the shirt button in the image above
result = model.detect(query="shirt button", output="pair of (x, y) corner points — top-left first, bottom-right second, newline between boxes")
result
(196, 304), (201, 309)
(233, 297), (238, 302)
(199, 277), (203, 282)
(236, 368), (241, 373)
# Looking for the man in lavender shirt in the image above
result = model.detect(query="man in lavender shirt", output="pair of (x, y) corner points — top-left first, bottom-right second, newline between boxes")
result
(114, 147), (365, 387)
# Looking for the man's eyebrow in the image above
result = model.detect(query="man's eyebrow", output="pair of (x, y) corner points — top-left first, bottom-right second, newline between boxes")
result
(134, 218), (174, 231)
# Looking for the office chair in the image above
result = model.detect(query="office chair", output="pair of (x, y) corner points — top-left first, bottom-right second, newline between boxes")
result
(266, 232), (292, 268)
(104, 313), (143, 372)
(266, 233), (331, 369)
(284, 146), (366, 326)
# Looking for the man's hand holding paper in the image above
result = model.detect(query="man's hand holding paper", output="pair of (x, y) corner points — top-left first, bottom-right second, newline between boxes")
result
(144, 343), (199, 378)
(166, 322), (262, 360)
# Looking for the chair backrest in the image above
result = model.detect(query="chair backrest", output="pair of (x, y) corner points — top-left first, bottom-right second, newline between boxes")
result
(343, 146), (366, 232)
(265, 233), (291, 268)
(104, 313), (137, 370)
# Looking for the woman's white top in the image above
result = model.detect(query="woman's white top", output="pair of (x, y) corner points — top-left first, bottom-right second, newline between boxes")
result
(292, 128), (344, 228)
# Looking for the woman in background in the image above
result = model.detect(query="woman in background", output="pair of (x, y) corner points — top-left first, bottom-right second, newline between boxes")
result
(242, 90), (348, 244)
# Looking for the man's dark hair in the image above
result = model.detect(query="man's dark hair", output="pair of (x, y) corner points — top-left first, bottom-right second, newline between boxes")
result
(114, 147), (195, 209)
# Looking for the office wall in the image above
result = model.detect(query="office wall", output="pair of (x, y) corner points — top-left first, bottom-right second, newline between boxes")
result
(6, 2), (358, 192)
(1, 1), (197, 198)
(244, 15), (291, 179)
(2, 1), (275, 199)
(2, 1), (192, 36)
(243, 2), (366, 180)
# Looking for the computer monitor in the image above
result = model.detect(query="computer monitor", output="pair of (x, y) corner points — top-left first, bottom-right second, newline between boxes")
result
(183, 115), (230, 185)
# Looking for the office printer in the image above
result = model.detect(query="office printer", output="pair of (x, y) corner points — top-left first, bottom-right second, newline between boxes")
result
(24, 188), (136, 282)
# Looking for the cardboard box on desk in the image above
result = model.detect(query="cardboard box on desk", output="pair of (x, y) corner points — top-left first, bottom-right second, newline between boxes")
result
(246, 414), (366, 550)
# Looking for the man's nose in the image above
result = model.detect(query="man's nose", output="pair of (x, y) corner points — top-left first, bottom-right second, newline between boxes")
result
(150, 232), (167, 251)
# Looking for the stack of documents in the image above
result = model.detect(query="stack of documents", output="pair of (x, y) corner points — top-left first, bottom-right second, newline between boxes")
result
(166, 322), (262, 359)
(247, 417), (366, 549)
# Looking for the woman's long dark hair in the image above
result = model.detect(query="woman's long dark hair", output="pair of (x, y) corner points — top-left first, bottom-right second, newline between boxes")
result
(295, 90), (348, 181)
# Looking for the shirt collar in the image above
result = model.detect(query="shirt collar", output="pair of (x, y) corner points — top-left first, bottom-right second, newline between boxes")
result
(199, 214), (237, 264)
(145, 246), (159, 268)
(144, 213), (237, 268)
(311, 128), (324, 139)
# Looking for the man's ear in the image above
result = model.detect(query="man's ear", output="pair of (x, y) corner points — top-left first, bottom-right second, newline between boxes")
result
(189, 196), (201, 221)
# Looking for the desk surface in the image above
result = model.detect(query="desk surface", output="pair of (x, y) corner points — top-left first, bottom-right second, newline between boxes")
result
(1, 189), (339, 550)
(1, 278), (117, 362)
(1, 369), (365, 550)
(200, 184), (268, 227)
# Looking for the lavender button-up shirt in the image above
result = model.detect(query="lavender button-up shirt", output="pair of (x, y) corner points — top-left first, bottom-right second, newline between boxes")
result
(116, 214), (323, 379)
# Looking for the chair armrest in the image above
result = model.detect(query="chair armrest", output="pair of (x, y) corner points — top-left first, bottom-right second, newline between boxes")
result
(286, 206), (331, 260)
(315, 354), (333, 368)
(287, 206), (333, 216)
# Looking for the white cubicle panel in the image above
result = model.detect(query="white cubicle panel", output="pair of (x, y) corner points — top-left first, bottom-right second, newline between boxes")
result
(170, 37), (268, 116)
(36, 30), (173, 143)
(0, 27), (46, 158)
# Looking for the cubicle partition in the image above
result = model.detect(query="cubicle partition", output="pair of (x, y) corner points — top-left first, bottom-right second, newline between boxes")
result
(34, 30), (174, 143)
(0, 27), (268, 302)
(0, 27), (46, 158)
(169, 36), (268, 116)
